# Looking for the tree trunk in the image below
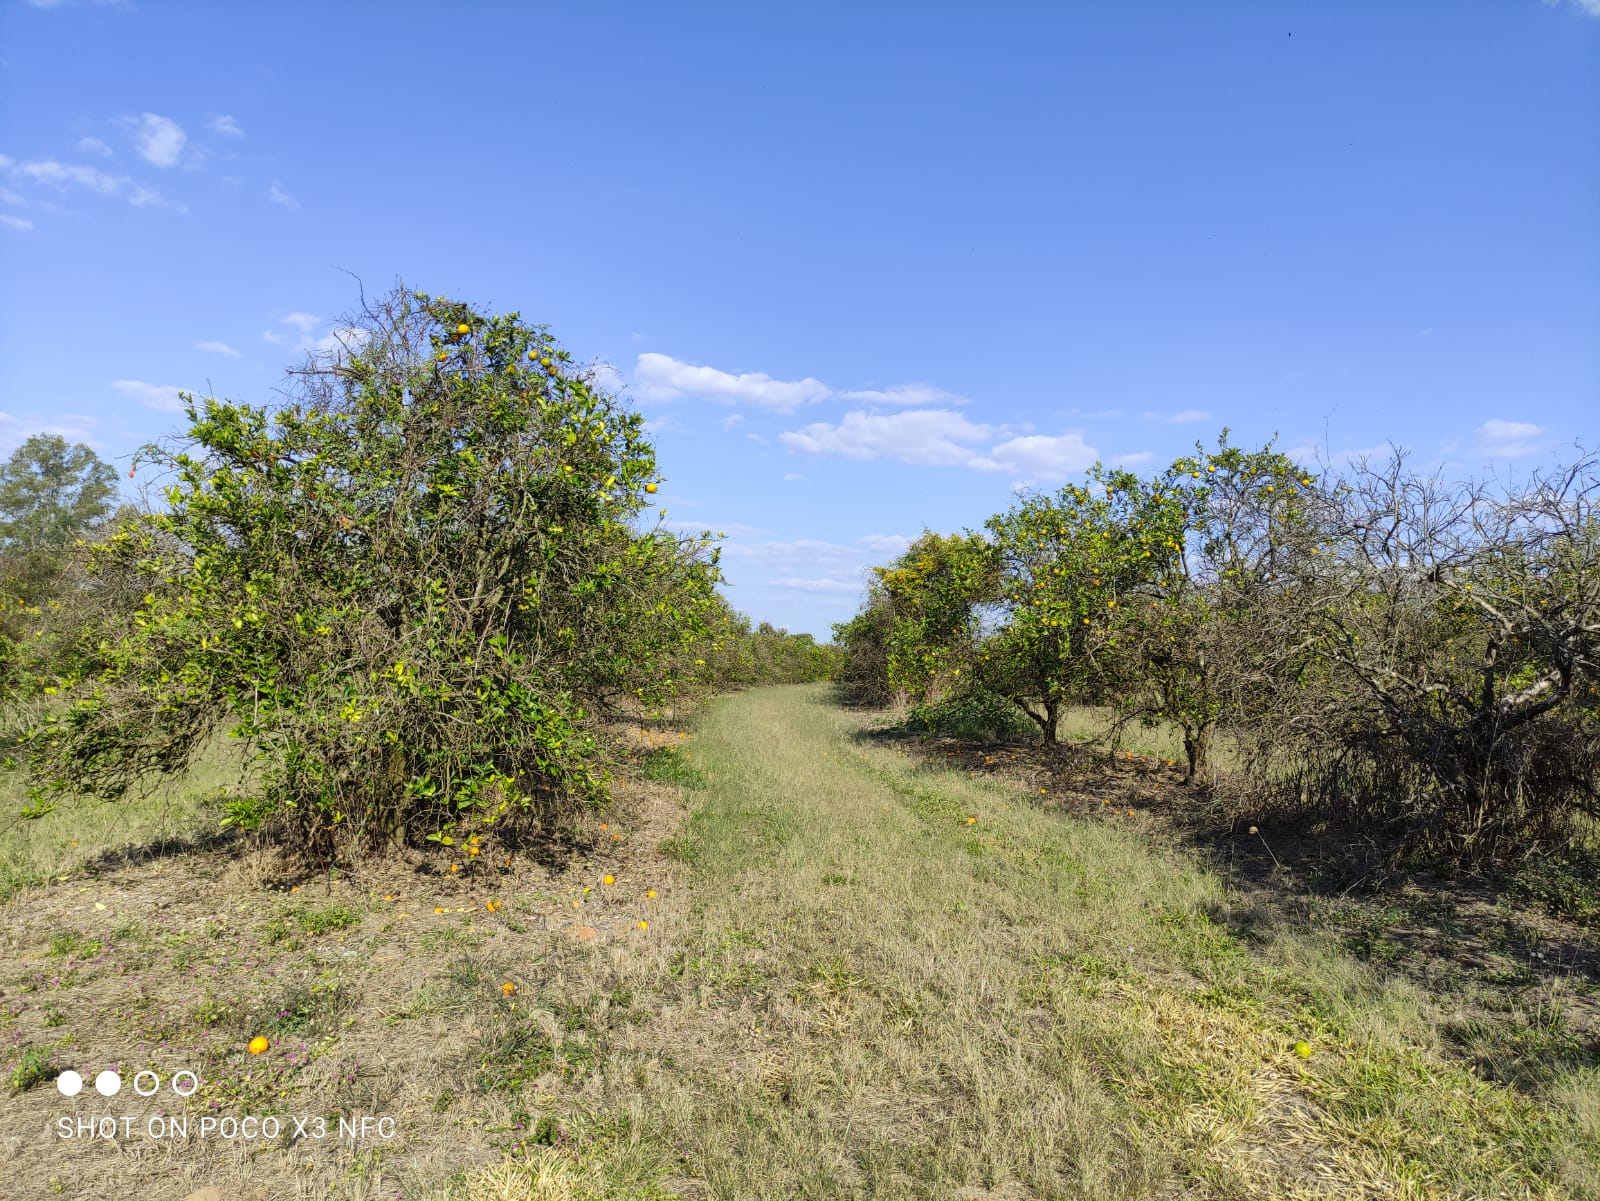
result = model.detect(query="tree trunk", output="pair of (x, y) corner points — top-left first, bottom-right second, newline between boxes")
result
(1183, 721), (1213, 785)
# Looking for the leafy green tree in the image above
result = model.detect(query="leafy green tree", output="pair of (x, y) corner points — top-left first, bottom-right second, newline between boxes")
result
(0, 436), (122, 704)
(980, 468), (1180, 741)
(21, 285), (723, 858)
(1111, 433), (1320, 781)
(0, 434), (119, 562)
(874, 531), (1000, 706)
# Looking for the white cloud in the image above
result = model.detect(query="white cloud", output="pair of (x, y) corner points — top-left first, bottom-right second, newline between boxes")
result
(859, 533), (911, 555)
(781, 408), (994, 465)
(1066, 407), (1123, 419)
(634, 352), (830, 410)
(208, 115), (243, 138)
(268, 180), (298, 209)
(0, 214), (33, 232)
(111, 380), (189, 413)
(0, 187), (23, 206)
(123, 113), (186, 167)
(1473, 419), (1544, 458)
(309, 326), (370, 356)
(969, 433), (1098, 479)
(3, 157), (180, 209)
(194, 340), (240, 357)
(838, 383), (967, 407)
(721, 414), (744, 430)
(76, 136), (112, 157)
(664, 520), (770, 538)
(719, 538), (858, 562)
(582, 362), (626, 394)
(1111, 451), (1153, 467)
(0, 411), (104, 452)
(1143, 408), (1212, 425)
(783, 472), (804, 480)
(1544, 0), (1600, 15)
(772, 576), (862, 594)
(258, 313), (368, 360)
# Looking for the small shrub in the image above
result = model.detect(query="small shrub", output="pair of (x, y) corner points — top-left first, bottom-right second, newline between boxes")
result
(904, 688), (1037, 743)
(10, 1045), (53, 1091)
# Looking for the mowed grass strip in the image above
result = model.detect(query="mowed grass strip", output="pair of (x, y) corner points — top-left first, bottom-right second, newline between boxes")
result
(467, 683), (1598, 1201)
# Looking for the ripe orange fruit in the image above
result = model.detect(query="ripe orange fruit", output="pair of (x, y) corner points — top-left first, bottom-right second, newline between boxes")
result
(645, 482), (658, 494)
(248, 1036), (270, 1055)
(456, 323), (470, 335)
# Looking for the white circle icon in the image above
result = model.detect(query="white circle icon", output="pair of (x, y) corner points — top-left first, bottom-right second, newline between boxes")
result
(94, 1070), (122, 1097)
(133, 1070), (160, 1097)
(171, 1070), (198, 1097)
(56, 1071), (83, 1097)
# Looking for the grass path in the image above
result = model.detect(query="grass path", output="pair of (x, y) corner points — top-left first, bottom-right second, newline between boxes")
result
(518, 683), (1597, 1201)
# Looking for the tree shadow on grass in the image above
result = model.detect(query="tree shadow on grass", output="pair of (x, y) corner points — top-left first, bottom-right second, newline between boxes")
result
(82, 825), (243, 874)
(849, 706), (1600, 1098)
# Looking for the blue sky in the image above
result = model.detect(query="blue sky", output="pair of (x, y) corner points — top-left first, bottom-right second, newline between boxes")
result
(1, 0), (1596, 639)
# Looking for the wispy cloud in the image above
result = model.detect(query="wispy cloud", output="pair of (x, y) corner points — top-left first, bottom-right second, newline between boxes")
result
(0, 410), (104, 452)
(837, 383), (968, 407)
(119, 113), (187, 167)
(207, 115), (243, 138)
(771, 575), (863, 595)
(1472, 418), (1545, 459)
(781, 409), (994, 466)
(632, 352), (967, 414)
(780, 409), (1098, 481)
(859, 533), (911, 555)
(268, 180), (298, 209)
(1543, 0), (1600, 16)
(582, 362), (627, 394)
(76, 136), (113, 157)
(1143, 408), (1212, 425)
(260, 313), (370, 359)
(635, 352), (830, 411)
(1, 156), (181, 210)
(111, 380), (189, 413)
(0, 214), (33, 233)
(719, 538), (859, 562)
(1111, 451), (1153, 467)
(721, 414), (744, 431)
(783, 472), (804, 480)
(194, 340), (240, 358)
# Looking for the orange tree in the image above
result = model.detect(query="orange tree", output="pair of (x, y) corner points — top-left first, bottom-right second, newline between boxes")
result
(979, 467), (1180, 742)
(872, 530), (1001, 707)
(19, 284), (722, 859)
(1109, 434), (1322, 782)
